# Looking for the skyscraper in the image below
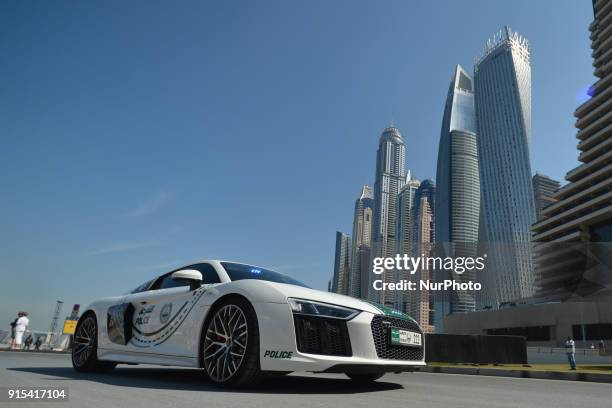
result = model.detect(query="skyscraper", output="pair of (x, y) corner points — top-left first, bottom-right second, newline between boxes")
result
(397, 171), (420, 312)
(349, 185), (374, 299)
(532, 173), (560, 221)
(372, 126), (406, 306)
(331, 231), (351, 295)
(475, 27), (536, 306)
(415, 179), (436, 244)
(532, 0), (612, 299)
(413, 196), (435, 333)
(435, 65), (480, 318)
(398, 171), (420, 257)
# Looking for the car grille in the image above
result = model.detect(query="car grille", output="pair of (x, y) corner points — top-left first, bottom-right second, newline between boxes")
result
(293, 315), (352, 356)
(371, 315), (424, 361)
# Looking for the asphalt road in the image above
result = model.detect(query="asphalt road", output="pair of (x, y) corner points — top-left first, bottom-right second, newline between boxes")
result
(1, 352), (611, 408)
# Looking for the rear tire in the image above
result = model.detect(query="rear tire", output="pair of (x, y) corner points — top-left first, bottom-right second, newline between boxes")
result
(345, 372), (385, 383)
(72, 312), (116, 373)
(201, 297), (263, 388)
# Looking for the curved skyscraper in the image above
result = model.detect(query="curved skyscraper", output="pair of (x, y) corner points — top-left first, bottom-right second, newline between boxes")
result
(435, 65), (480, 318)
(474, 27), (536, 306)
(372, 126), (406, 306)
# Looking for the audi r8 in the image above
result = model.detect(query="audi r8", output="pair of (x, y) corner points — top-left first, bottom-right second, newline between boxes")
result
(72, 260), (425, 387)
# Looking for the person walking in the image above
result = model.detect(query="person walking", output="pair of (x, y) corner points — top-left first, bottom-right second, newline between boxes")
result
(565, 336), (577, 370)
(599, 339), (606, 354)
(23, 334), (33, 351)
(34, 336), (42, 351)
(9, 316), (18, 349)
(12, 312), (29, 350)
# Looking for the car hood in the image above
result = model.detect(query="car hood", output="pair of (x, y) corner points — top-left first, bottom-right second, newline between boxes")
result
(228, 279), (386, 315)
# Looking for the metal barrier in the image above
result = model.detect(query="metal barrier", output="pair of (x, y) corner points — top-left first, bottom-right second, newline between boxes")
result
(426, 334), (527, 364)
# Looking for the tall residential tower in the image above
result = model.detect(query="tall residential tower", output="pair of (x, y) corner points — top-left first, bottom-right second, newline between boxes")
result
(349, 185), (374, 299)
(331, 231), (351, 295)
(532, 173), (561, 221)
(532, 0), (612, 300)
(397, 172), (420, 312)
(372, 126), (406, 306)
(475, 27), (536, 307)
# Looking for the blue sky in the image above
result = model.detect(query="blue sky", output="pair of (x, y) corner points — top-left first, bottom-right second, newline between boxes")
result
(0, 1), (594, 329)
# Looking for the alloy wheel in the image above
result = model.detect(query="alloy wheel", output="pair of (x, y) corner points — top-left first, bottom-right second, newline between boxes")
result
(203, 304), (248, 382)
(73, 315), (95, 367)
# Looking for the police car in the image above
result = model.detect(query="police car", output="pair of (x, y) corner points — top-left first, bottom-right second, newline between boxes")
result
(72, 260), (425, 387)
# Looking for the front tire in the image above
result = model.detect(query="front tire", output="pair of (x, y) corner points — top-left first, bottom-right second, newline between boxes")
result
(72, 312), (116, 373)
(201, 297), (263, 388)
(345, 372), (385, 383)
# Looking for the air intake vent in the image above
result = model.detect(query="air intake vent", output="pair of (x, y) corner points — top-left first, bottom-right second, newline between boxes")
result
(293, 315), (352, 356)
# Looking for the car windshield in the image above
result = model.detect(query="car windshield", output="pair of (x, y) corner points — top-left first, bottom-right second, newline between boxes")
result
(221, 262), (310, 288)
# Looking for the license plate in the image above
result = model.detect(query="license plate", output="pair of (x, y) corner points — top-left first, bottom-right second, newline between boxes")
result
(390, 327), (422, 347)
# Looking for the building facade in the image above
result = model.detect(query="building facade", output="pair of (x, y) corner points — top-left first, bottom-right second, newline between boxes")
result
(442, 299), (612, 347)
(435, 65), (480, 320)
(411, 196), (436, 333)
(415, 179), (436, 244)
(331, 231), (351, 295)
(349, 185), (374, 299)
(475, 27), (536, 307)
(397, 172), (420, 312)
(372, 126), (406, 306)
(532, 0), (612, 301)
(532, 173), (561, 221)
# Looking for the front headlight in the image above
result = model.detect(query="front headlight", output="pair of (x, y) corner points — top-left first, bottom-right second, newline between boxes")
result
(287, 298), (360, 320)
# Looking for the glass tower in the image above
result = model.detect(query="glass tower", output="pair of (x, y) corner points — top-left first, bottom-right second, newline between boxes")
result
(349, 185), (374, 299)
(331, 231), (351, 295)
(474, 27), (536, 307)
(435, 65), (480, 321)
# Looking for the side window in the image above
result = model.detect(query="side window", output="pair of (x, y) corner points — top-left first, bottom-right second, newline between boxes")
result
(131, 279), (154, 293)
(149, 263), (221, 291)
(191, 263), (221, 284)
(157, 274), (189, 290)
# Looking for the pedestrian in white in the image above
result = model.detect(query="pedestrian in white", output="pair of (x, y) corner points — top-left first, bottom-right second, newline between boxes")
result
(565, 336), (576, 370)
(13, 312), (29, 350)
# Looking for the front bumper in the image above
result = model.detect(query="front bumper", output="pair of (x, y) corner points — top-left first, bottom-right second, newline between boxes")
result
(256, 303), (426, 373)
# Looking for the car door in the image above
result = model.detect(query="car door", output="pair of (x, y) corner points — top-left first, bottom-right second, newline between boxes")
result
(123, 263), (221, 357)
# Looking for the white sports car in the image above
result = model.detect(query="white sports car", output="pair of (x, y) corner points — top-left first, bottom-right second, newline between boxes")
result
(72, 260), (425, 387)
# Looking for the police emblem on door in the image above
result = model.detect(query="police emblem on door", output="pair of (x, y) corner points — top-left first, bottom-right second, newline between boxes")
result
(160, 303), (172, 324)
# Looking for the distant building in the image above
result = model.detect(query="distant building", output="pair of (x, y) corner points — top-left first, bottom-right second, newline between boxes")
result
(397, 171), (420, 312)
(442, 299), (612, 347)
(410, 196), (435, 333)
(356, 245), (372, 300)
(532, 0), (612, 300)
(532, 173), (560, 221)
(398, 171), (420, 258)
(435, 65), (480, 321)
(475, 27), (536, 307)
(331, 231), (351, 295)
(349, 185), (374, 299)
(372, 126), (406, 306)
(415, 179), (436, 244)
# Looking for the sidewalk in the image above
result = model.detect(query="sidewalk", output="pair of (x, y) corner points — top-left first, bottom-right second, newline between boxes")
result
(0, 347), (68, 354)
(421, 363), (612, 384)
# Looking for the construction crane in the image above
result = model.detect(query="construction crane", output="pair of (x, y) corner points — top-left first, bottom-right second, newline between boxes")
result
(48, 300), (64, 346)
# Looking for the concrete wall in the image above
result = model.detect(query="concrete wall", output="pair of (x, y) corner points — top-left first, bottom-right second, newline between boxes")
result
(441, 300), (612, 347)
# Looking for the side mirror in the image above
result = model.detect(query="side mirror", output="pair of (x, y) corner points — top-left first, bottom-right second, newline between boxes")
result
(171, 269), (202, 290)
